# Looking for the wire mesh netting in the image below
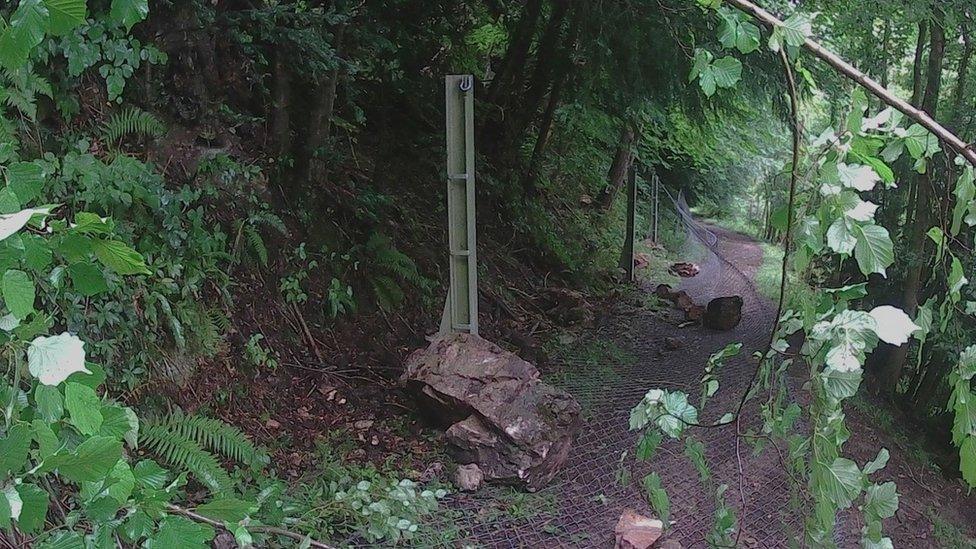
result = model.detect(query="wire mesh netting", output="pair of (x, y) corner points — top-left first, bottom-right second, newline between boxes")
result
(356, 197), (854, 548)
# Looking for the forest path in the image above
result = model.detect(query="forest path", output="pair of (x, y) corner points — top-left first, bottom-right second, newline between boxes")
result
(428, 219), (811, 548)
(404, 217), (975, 548)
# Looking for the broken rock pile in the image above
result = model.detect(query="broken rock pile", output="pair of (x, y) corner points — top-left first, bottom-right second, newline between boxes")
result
(402, 333), (582, 491)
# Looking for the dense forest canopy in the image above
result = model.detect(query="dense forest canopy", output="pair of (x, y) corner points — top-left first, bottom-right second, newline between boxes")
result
(0, 0), (973, 547)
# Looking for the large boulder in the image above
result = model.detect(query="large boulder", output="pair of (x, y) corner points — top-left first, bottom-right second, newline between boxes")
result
(703, 296), (743, 331)
(402, 333), (582, 491)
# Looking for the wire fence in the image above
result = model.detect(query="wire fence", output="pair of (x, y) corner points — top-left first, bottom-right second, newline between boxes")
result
(349, 198), (854, 548)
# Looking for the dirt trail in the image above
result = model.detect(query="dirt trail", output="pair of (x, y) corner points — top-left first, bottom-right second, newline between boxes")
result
(406, 219), (975, 548)
(426, 220), (801, 548)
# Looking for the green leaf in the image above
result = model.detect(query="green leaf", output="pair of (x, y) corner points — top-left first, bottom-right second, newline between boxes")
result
(23, 234), (52, 272)
(195, 498), (258, 523)
(34, 383), (63, 421)
(68, 262), (108, 296)
(15, 483), (48, 533)
(42, 0), (86, 35)
(28, 332), (89, 386)
(3, 268), (34, 319)
(951, 167), (975, 236)
(56, 436), (123, 483)
(32, 419), (59, 458)
(132, 459), (168, 489)
(0, 493), (9, 529)
(105, 460), (135, 503)
(147, 515), (215, 548)
(826, 218), (856, 255)
(815, 457), (863, 509)
(717, 8), (760, 54)
(110, 0), (149, 31)
(642, 473), (670, 526)
(35, 531), (85, 549)
(863, 482), (898, 520)
(65, 381), (103, 436)
(769, 12), (813, 52)
(961, 436), (976, 488)
(99, 405), (139, 449)
(635, 430), (662, 461)
(821, 368), (862, 400)
(92, 239), (151, 275)
(6, 161), (44, 203)
(0, 0), (49, 70)
(0, 423), (31, 474)
(711, 56), (742, 89)
(71, 212), (113, 235)
(863, 448), (889, 475)
(852, 223), (893, 277)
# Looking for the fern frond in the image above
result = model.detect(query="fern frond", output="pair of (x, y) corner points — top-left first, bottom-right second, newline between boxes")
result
(141, 422), (235, 494)
(372, 275), (404, 310)
(102, 107), (165, 145)
(245, 224), (269, 267)
(252, 211), (288, 236)
(152, 409), (268, 468)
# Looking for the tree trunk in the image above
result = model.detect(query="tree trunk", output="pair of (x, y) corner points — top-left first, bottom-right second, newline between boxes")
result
(881, 14), (945, 393)
(270, 48), (293, 158)
(520, 69), (567, 195)
(303, 24), (347, 184)
(951, 26), (972, 127)
(485, 0), (542, 105)
(910, 22), (928, 108)
(509, 0), (570, 139)
(598, 122), (637, 211)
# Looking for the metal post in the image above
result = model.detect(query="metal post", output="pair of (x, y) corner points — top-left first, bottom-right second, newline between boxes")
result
(619, 164), (637, 281)
(439, 75), (479, 335)
(652, 173), (660, 243)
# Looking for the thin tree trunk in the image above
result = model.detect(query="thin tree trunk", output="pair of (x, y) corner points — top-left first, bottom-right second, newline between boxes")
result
(910, 22), (929, 108)
(521, 70), (567, 195)
(270, 48), (292, 158)
(882, 13), (945, 393)
(951, 26), (972, 127)
(509, 0), (570, 139)
(485, 0), (542, 105)
(598, 122), (637, 211)
(304, 24), (347, 184)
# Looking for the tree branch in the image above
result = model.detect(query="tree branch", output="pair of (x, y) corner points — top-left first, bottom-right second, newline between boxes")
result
(726, 0), (976, 167)
(166, 504), (336, 549)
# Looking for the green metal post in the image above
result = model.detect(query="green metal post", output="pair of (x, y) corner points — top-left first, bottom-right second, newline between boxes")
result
(439, 75), (479, 335)
(619, 164), (637, 281)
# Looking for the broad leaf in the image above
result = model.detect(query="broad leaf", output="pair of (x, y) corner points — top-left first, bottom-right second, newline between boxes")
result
(56, 436), (123, 483)
(863, 482), (898, 520)
(28, 332), (89, 386)
(43, 0), (87, 35)
(0, 423), (31, 474)
(868, 306), (919, 346)
(852, 223), (893, 277)
(3, 268), (35, 319)
(65, 382), (103, 435)
(110, 0), (149, 31)
(92, 239), (150, 275)
(14, 483), (47, 534)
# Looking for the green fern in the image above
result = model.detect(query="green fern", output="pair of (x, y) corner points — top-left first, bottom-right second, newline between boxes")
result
(245, 223), (269, 266)
(142, 410), (269, 494)
(141, 422), (235, 494)
(372, 275), (404, 310)
(102, 107), (165, 145)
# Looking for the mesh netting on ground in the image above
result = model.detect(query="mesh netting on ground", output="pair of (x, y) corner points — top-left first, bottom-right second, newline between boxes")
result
(352, 198), (855, 548)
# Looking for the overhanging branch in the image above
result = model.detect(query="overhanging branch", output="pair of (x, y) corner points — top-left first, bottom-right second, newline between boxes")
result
(727, 0), (976, 167)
